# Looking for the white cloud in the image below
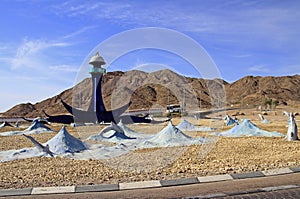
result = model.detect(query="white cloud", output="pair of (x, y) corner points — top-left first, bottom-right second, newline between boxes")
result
(49, 64), (79, 73)
(231, 54), (253, 58)
(0, 44), (11, 51)
(10, 38), (71, 69)
(248, 64), (270, 73)
(54, 0), (300, 49)
(63, 25), (97, 39)
(56, 1), (131, 18)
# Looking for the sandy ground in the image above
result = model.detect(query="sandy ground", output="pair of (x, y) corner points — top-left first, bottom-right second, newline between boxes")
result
(1, 107), (300, 189)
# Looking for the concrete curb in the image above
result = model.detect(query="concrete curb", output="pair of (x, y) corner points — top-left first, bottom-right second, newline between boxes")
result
(0, 166), (299, 197)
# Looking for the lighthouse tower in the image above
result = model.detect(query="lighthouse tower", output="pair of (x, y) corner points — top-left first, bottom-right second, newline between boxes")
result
(57, 52), (164, 124)
(88, 52), (107, 114)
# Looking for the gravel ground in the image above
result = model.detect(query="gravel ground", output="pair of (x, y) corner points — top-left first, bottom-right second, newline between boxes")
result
(0, 114), (300, 189)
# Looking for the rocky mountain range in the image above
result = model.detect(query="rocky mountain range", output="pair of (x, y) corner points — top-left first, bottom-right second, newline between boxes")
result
(2, 69), (300, 118)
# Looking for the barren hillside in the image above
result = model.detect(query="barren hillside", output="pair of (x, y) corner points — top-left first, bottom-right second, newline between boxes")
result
(2, 70), (300, 118)
(226, 75), (300, 106)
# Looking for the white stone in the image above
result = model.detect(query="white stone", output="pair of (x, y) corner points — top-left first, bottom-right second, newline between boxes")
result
(31, 186), (75, 195)
(262, 168), (293, 176)
(119, 180), (161, 190)
(260, 185), (298, 192)
(198, 174), (233, 183)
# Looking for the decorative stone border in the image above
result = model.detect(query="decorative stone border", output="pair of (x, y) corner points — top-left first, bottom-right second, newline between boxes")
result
(0, 166), (299, 197)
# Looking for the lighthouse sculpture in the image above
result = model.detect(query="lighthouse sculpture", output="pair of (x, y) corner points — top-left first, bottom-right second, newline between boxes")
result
(58, 52), (162, 124)
(88, 52), (107, 114)
(60, 52), (130, 124)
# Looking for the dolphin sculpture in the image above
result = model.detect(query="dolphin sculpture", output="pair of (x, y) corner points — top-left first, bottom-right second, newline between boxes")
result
(286, 112), (298, 141)
(15, 121), (19, 128)
(258, 114), (265, 121)
(88, 122), (135, 141)
(258, 114), (269, 123)
(100, 122), (125, 135)
(0, 121), (13, 128)
(23, 134), (54, 157)
(22, 117), (49, 125)
(224, 115), (239, 126)
(42, 110), (74, 124)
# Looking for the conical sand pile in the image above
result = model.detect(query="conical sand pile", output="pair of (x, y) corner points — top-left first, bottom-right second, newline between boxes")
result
(0, 120), (53, 136)
(217, 119), (284, 137)
(141, 122), (205, 148)
(46, 126), (86, 154)
(176, 118), (215, 131)
(87, 122), (135, 143)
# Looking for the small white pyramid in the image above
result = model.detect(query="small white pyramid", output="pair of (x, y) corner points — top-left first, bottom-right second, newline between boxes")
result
(176, 118), (197, 131)
(217, 119), (284, 137)
(25, 120), (52, 132)
(46, 126), (86, 154)
(141, 121), (204, 148)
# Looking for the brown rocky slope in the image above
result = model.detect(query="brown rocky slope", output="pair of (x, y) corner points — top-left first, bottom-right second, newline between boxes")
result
(225, 75), (300, 106)
(1, 70), (300, 118)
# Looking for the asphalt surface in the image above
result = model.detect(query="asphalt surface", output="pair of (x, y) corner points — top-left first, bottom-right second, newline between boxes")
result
(221, 187), (300, 199)
(1, 172), (300, 199)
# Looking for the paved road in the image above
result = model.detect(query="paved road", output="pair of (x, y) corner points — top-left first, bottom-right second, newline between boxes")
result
(2, 173), (300, 199)
(221, 187), (300, 198)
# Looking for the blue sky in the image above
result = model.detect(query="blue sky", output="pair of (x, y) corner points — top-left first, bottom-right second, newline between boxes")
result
(0, 0), (300, 112)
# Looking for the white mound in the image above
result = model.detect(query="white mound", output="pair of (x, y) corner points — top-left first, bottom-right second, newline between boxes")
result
(141, 122), (205, 148)
(176, 118), (197, 131)
(0, 126), (86, 161)
(87, 123), (136, 143)
(117, 120), (151, 138)
(0, 120), (53, 136)
(46, 126), (86, 154)
(0, 148), (44, 162)
(176, 118), (215, 131)
(216, 119), (284, 137)
(0, 122), (211, 162)
(25, 120), (52, 131)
